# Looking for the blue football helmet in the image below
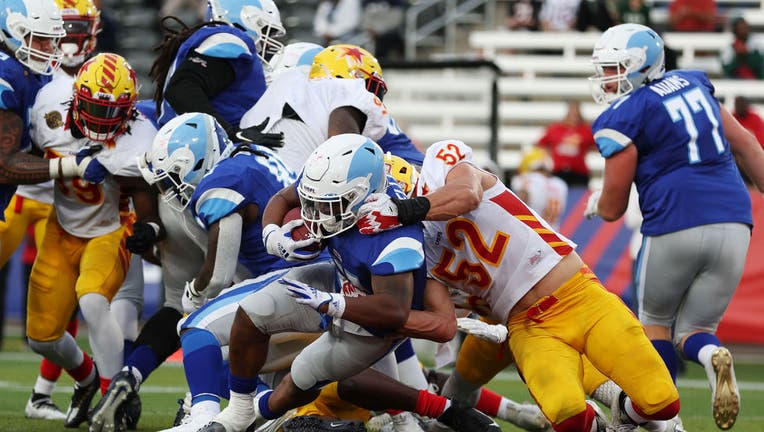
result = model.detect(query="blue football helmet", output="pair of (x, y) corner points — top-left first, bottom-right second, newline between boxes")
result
(206, 0), (285, 69)
(589, 23), (665, 104)
(140, 112), (233, 212)
(0, 0), (66, 74)
(298, 133), (387, 239)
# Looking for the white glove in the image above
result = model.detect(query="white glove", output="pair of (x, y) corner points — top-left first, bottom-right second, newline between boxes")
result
(182, 279), (206, 314)
(280, 277), (346, 318)
(262, 222), (321, 261)
(584, 189), (602, 219)
(456, 317), (508, 344)
(357, 192), (403, 235)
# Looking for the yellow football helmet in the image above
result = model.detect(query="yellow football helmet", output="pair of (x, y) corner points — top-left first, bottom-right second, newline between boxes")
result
(309, 44), (387, 100)
(518, 147), (554, 174)
(71, 53), (138, 143)
(53, 0), (100, 67)
(384, 153), (418, 198)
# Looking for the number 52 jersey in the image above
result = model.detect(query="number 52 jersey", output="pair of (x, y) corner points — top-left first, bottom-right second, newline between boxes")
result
(420, 139), (575, 323)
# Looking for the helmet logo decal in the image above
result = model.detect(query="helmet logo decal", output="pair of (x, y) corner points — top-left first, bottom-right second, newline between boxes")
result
(97, 53), (119, 91)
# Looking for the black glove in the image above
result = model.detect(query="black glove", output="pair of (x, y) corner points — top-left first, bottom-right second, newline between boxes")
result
(232, 118), (284, 148)
(126, 222), (161, 255)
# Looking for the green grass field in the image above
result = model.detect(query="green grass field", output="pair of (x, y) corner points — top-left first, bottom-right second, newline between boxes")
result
(1, 335), (763, 431)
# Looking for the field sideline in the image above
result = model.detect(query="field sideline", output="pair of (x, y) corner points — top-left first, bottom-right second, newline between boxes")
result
(1, 338), (764, 431)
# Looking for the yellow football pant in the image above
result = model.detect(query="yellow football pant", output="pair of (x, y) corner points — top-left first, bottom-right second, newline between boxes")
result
(0, 194), (51, 266)
(508, 267), (678, 424)
(27, 209), (131, 342)
(295, 382), (370, 422)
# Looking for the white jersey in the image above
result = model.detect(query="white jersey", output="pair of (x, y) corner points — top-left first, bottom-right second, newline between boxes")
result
(420, 140), (577, 323)
(510, 171), (568, 229)
(30, 77), (156, 238)
(15, 182), (53, 205)
(240, 69), (390, 171)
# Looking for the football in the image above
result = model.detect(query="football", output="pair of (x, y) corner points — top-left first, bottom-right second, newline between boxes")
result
(282, 207), (323, 252)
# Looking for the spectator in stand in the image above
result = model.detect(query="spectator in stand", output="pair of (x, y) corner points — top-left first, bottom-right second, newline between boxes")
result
(616, 0), (651, 27)
(668, 0), (720, 32)
(576, 0), (616, 32)
(733, 96), (764, 145)
(314, 0), (362, 45)
(536, 100), (596, 187)
(722, 17), (764, 80)
(539, 0), (581, 31)
(361, 0), (406, 60)
(505, 0), (542, 31)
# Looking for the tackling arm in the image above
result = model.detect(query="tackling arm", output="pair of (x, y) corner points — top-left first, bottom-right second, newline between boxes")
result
(333, 272), (414, 330)
(397, 278), (457, 343)
(0, 110), (59, 183)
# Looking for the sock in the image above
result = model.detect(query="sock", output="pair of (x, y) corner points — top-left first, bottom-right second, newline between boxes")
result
(395, 339), (428, 390)
(181, 329), (224, 406)
(125, 345), (158, 385)
(623, 395), (650, 424)
(100, 376), (111, 395)
(257, 390), (287, 420)
(79, 293), (124, 380)
(229, 374), (261, 395)
(683, 332), (720, 364)
(123, 340), (135, 362)
(652, 339), (678, 382)
(191, 400), (220, 417)
(219, 361), (231, 400)
(33, 374), (57, 396)
(67, 352), (95, 387)
(474, 387), (503, 417)
(415, 390), (452, 418)
(39, 358), (62, 382)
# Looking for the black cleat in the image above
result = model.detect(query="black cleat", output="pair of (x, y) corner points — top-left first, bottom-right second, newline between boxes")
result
(198, 421), (229, 432)
(437, 402), (502, 432)
(282, 415), (366, 432)
(88, 370), (139, 432)
(65, 369), (100, 428)
(124, 392), (141, 430)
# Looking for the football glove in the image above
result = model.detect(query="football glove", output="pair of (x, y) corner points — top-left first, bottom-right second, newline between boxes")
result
(584, 189), (602, 219)
(232, 118), (284, 148)
(126, 222), (161, 255)
(280, 277), (346, 318)
(182, 279), (206, 314)
(456, 317), (508, 344)
(357, 193), (403, 235)
(262, 222), (321, 261)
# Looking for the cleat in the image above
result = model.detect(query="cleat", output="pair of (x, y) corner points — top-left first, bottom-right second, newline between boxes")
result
(199, 422), (230, 432)
(391, 412), (424, 432)
(610, 391), (638, 432)
(25, 392), (67, 420)
(125, 392), (142, 430)
(585, 400), (609, 432)
(160, 411), (217, 432)
(65, 369), (101, 428)
(88, 370), (139, 432)
(282, 415), (366, 431)
(366, 413), (393, 432)
(643, 415), (686, 432)
(436, 402), (501, 432)
(173, 393), (193, 427)
(501, 402), (551, 432)
(711, 347), (739, 430)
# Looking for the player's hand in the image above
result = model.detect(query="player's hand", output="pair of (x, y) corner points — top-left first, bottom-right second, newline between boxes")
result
(262, 222), (321, 261)
(126, 222), (161, 255)
(75, 146), (108, 183)
(456, 317), (508, 344)
(357, 193), (403, 235)
(233, 118), (284, 148)
(280, 277), (346, 318)
(584, 189), (602, 219)
(182, 279), (206, 314)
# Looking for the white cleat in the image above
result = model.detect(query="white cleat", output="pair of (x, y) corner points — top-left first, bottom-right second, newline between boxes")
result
(610, 392), (638, 432)
(367, 413), (394, 432)
(25, 393), (67, 420)
(501, 402), (552, 432)
(159, 411), (217, 432)
(711, 347), (740, 430)
(391, 412), (425, 432)
(642, 415), (686, 432)
(586, 400), (609, 432)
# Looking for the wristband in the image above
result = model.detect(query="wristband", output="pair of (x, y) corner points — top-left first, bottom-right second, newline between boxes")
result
(392, 196), (431, 225)
(55, 156), (81, 179)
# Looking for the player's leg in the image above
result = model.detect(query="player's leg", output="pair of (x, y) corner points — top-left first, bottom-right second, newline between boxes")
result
(673, 223), (749, 430)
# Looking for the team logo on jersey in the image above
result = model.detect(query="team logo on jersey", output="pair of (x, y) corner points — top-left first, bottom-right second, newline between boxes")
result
(45, 111), (64, 129)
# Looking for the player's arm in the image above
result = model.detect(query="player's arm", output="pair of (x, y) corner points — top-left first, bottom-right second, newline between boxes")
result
(118, 175), (166, 264)
(0, 110), (63, 183)
(396, 278), (456, 343)
(597, 144), (636, 221)
(262, 183), (300, 227)
(193, 209), (245, 299)
(340, 272), (414, 330)
(721, 102), (764, 192)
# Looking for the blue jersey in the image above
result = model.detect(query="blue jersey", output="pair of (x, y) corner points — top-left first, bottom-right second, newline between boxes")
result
(158, 25), (267, 129)
(324, 179), (426, 337)
(592, 70), (752, 236)
(135, 99), (159, 129)
(0, 52), (51, 218)
(190, 144), (301, 276)
(378, 116), (424, 166)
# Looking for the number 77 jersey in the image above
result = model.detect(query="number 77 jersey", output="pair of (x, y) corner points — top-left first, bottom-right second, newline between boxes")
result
(591, 69), (752, 237)
(419, 139), (575, 323)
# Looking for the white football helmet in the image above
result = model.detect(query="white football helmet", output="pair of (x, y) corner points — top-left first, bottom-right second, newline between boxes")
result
(206, 0), (285, 69)
(140, 112), (233, 212)
(589, 23), (665, 104)
(298, 134), (387, 239)
(269, 42), (323, 81)
(0, 0), (66, 75)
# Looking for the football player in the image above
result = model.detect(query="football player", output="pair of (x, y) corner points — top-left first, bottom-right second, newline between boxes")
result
(510, 147), (568, 230)
(585, 23), (764, 430)
(26, 53), (157, 428)
(357, 138), (682, 432)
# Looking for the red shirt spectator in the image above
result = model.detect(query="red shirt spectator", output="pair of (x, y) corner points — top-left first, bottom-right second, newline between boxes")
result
(669, 0), (719, 32)
(733, 96), (764, 147)
(536, 100), (595, 186)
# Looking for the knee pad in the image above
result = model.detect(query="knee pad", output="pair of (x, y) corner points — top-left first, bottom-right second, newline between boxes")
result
(240, 292), (278, 332)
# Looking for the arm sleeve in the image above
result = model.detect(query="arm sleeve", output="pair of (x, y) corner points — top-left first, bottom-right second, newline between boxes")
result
(164, 53), (237, 134)
(205, 213), (242, 298)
